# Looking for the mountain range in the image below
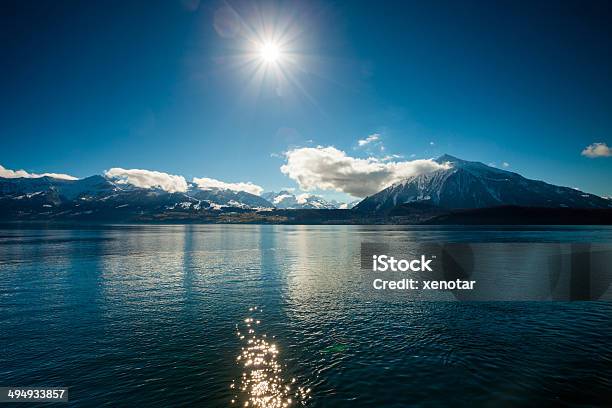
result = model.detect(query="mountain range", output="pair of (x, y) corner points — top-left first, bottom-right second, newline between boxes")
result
(1, 155), (610, 223)
(262, 191), (357, 210)
(0, 175), (275, 220)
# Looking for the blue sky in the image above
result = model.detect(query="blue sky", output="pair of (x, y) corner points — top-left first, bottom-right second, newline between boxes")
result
(1, 0), (611, 200)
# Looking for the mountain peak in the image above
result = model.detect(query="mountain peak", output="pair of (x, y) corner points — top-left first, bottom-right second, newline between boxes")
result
(435, 154), (464, 164)
(355, 154), (612, 213)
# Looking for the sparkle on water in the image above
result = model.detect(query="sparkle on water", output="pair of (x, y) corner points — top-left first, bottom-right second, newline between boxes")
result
(232, 307), (311, 407)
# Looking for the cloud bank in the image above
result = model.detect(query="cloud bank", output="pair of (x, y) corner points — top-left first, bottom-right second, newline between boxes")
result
(582, 142), (612, 158)
(104, 168), (264, 195)
(192, 177), (264, 196)
(0, 164), (77, 180)
(105, 168), (188, 193)
(280, 146), (449, 197)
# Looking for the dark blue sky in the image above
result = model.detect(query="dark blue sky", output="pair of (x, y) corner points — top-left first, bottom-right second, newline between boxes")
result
(2, 0), (611, 198)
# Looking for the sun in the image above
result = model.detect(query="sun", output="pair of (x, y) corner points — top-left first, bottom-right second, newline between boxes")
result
(216, 3), (318, 105)
(258, 41), (282, 64)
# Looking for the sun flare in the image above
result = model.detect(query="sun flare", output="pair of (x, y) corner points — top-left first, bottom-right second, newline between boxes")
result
(216, 3), (318, 106)
(258, 41), (282, 63)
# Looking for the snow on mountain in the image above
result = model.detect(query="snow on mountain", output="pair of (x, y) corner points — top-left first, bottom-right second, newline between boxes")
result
(0, 174), (274, 220)
(3, 155), (608, 222)
(354, 154), (612, 214)
(187, 185), (274, 209)
(262, 191), (353, 209)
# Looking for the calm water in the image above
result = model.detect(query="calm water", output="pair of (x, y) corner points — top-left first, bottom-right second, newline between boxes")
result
(1, 225), (611, 407)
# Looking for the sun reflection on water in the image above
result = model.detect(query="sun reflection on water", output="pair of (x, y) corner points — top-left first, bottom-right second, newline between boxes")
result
(231, 307), (311, 407)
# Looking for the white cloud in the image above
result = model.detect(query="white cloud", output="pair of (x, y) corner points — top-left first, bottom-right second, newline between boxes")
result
(502, 162), (510, 168)
(192, 177), (263, 196)
(357, 133), (380, 147)
(280, 146), (450, 198)
(296, 193), (313, 204)
(582, 142), (612, 158)
(105, 168), (188, 193)
(273, 194), (293, 204)
(42, 173), (77, 180)
(381, 154), (404, 161)
(429, 141), (435, 146)
(295, 192), (327, 204)
(0, 164), (77, 180)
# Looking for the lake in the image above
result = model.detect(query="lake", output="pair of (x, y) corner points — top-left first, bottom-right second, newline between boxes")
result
(1, 225), (611, 407)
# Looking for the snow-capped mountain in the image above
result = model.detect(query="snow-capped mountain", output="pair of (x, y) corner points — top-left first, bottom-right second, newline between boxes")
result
(188, 186), (274, 210)
(262, 191), (354, 209)
(4, 156), (609, 222)
(0, 174), (274, 220)
(0, 175), (118, 207)
(354, 154), (612, 214)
